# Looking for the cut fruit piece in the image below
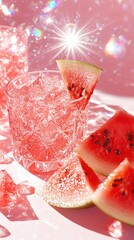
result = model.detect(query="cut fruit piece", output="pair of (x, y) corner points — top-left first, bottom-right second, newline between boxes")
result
(76, 108), (134, 176)
(40, 155), (101, 208)
(56, 59), (102, 109)
(92, 158), (134, 225)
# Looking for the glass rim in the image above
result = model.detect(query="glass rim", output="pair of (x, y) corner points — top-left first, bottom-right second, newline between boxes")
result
(5, 70), (60, 98)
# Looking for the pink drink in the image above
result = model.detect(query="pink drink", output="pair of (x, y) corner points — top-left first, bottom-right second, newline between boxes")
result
(0, 26), (28, 117)
(6, 71), (86, 180)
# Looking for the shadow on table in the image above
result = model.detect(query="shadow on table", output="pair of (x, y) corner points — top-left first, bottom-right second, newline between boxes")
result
(54, 205), (134, 240)
(0, 195), (38, 221)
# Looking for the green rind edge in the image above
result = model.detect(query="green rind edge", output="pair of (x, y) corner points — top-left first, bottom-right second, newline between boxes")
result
(56, 59), (103, 75)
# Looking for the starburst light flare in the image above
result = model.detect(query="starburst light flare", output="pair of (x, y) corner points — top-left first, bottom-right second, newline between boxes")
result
(47, 22), (101, 60)
(46, 17), (54, 25)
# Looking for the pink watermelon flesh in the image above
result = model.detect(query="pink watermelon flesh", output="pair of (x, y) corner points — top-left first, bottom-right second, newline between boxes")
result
(76, 108), (134, 176)
(92, 158), (134, 225)
(56, 59), (102, 109)
(40, 155), (101, 208)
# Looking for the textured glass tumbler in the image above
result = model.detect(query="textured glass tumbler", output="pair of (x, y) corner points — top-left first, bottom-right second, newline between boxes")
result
(6, 70), (86, 180)
(0, 25), (28, 117)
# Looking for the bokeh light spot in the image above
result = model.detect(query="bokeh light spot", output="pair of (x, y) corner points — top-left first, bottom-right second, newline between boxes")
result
(43, 0), (60, 13)
(33, 28), (43, 38)
(104, 35), (127, 58)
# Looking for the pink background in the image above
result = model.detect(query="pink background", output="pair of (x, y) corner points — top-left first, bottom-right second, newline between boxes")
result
(0, 0), (134, 97)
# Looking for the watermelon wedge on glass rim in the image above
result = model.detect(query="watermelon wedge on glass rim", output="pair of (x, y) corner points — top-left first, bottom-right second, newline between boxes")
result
(92, 158), (134, 225)
(39, 155), (101, 208)
(76, 108), (134, 176)
(56, 59), (102, 109)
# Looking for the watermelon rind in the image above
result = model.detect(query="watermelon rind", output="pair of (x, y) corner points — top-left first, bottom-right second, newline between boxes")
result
(56, 59), (102, 109)
(56, 59), (103, 75)
(92, 158), (134, 225)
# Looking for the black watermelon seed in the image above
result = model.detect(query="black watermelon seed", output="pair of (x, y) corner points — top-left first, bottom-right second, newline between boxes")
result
(104, 129), (109, 137)
(129, 143), (134, 149)
(128, 133), (134, 141)
(106, 147), (111, 153)
(121, 190), (126, 196)
(115, 149), (121, 155)
(103, 138), (110, 147)
(68, 83), (75, 91)
(91, 134), (95, 138)
(112, 183), (118, 187)
(114, 177), (123, 182)
(65, 168), (69, 173)
(71, 83), (75, 88)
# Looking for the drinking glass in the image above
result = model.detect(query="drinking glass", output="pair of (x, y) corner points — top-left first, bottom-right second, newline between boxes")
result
(0, 25), (28, 117)
(6, 70), (87, 180)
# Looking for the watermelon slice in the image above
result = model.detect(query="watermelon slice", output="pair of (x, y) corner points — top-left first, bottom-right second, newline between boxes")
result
(92, 158), (134, 225)
(76, 108), (134, 176)
(56, 59), (102, 109)
(40, 155), (101, 208)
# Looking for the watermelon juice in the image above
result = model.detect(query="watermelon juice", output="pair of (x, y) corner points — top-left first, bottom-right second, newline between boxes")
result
(0, 25), (28, 117)
(6, 71), (87, 180)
